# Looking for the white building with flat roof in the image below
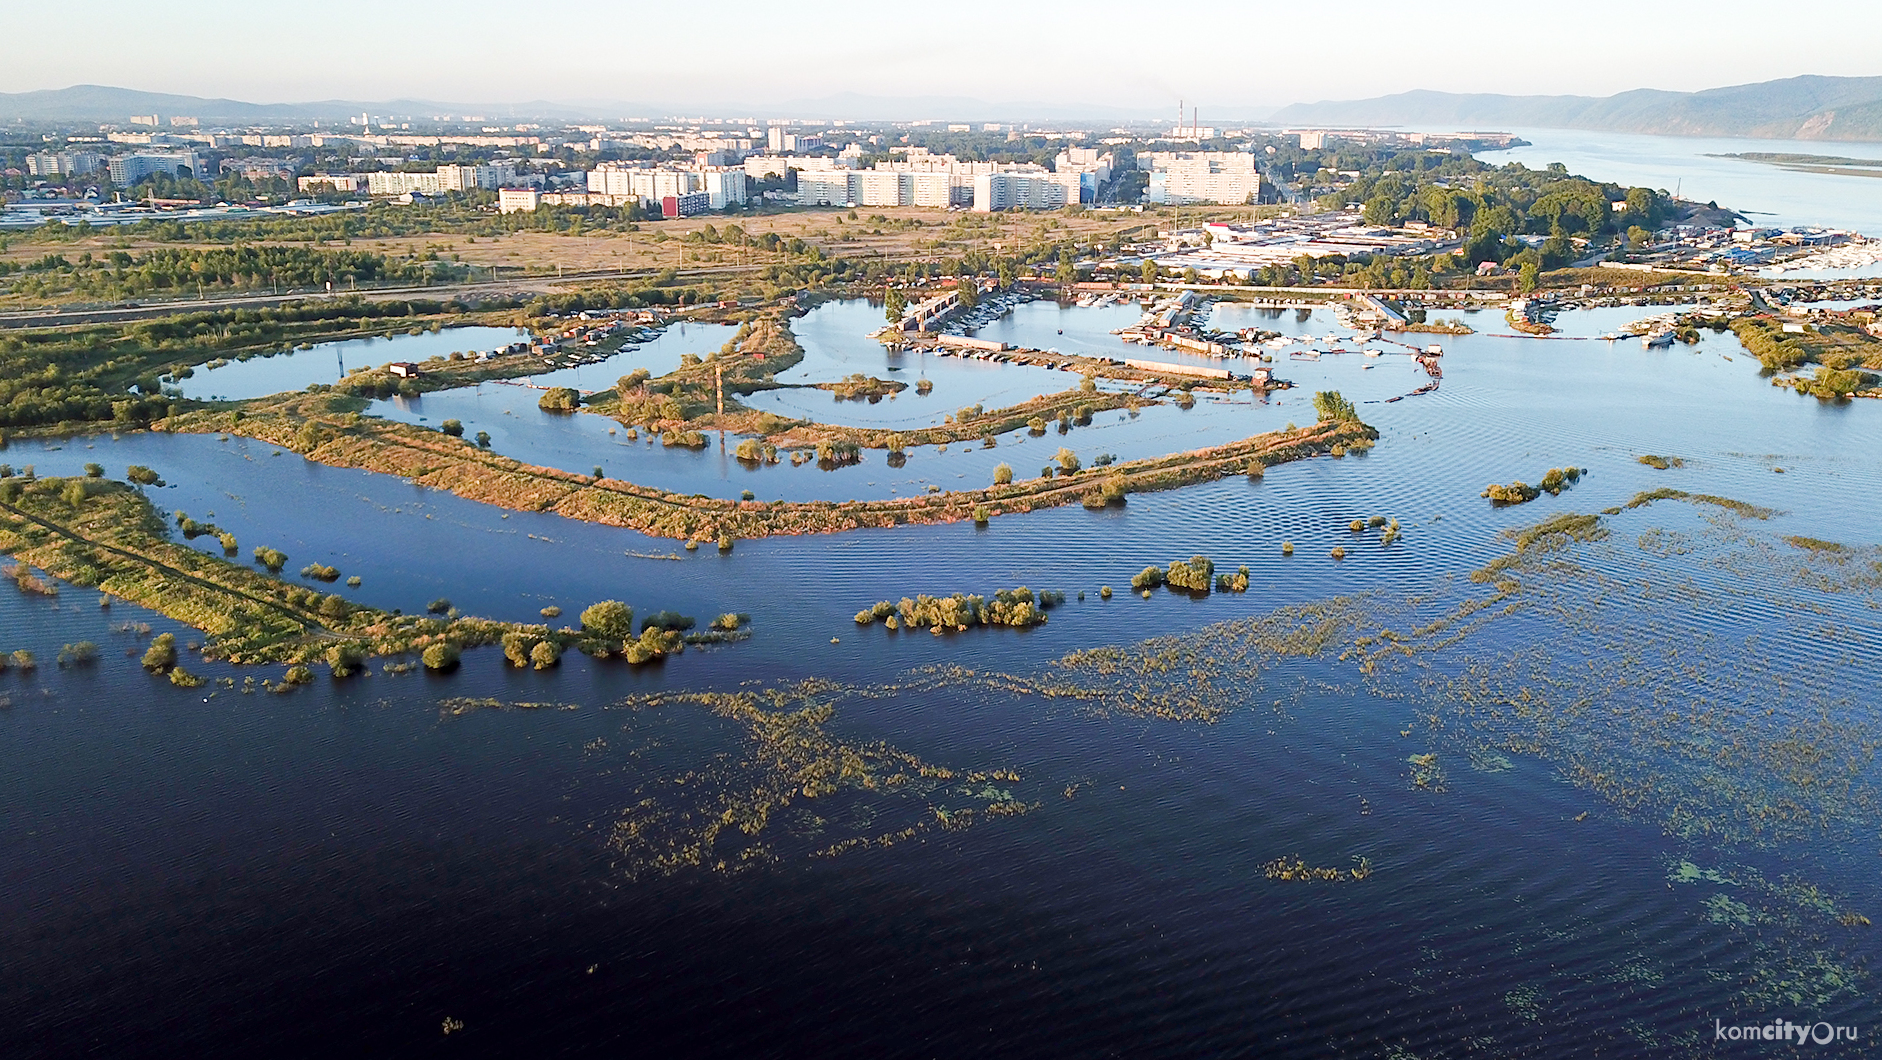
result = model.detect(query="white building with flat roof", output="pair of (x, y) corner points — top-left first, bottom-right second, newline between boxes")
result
(26, 151), (103, 178)
(701, 168), (748, 209)
(972, 171), (1080, 212)
(1143, 152), (1260, 205)
(298, 174), (366, 195)
(107, 151), (203, 185)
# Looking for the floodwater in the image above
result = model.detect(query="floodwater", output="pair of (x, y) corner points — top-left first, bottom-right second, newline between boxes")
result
(174, 326), (529, 401)
(7, 165), (1882, 1056)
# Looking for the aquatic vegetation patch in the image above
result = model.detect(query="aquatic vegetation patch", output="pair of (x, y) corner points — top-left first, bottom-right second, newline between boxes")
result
(1637, 454), (1684, 470)
(1262, 855), (1373, 882)
(1481, 467), (1582, 505)
(854, 587), (1065, 633)
(601, 682), (1034, 880)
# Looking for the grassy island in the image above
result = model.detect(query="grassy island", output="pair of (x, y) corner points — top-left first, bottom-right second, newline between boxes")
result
(0, 473), (744, 668)
(159, 386), (1375, 542)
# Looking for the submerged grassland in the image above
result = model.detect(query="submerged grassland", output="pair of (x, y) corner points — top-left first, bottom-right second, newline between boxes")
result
(0, 473), (729, 667)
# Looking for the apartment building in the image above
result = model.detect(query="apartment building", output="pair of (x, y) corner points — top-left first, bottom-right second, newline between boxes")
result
(971, 171), (1082, 212)
(107, 151), (204, 185)
(25, 151), (104, 178)
(1141, 152), (1261, 205)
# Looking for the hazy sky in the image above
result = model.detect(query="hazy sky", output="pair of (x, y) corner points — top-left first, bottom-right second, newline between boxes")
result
(6, 0), (1879, 112)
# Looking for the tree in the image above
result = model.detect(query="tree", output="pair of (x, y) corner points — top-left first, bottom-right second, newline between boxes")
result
(956, 278), (978, 309)
(538, 386), (580, 411)
(581, 600), (635, 640)
(439, 419), (463, 437)
(1140, 258), (1158, 285)
(1312, 390), (1358, 423)
(422, 642), (461, 670)
(884, 287), (906, 322)
(1055, 447), (1081, 473)
(1517, 261), (1539, 292)
(141, 632), (177, 671)
(530, 639), (561, 669)
(1056, 251), (1076, 285)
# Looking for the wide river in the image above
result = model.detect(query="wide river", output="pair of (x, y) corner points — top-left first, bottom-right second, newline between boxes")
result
(5, 138), (1881, 1057)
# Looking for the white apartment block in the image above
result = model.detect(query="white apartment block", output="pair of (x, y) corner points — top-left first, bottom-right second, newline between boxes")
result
(365, 164), (516, 197)
(1142, 152), (1261, 205)
(796, 171), (855, 207)
(701, 168), (748, 209)
(972, 171), (1081, 212)
(107, 152), (203, 185)
(297, 174), (366, 195)
(743, 154), (848, 179)
(587, 165), (700, 201)
(26, 151), (103, 178)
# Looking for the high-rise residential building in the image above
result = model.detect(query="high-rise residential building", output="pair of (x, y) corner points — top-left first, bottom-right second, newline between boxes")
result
(25, 151), (104, 178)
(796, 171), (854, 207)
(107, 151), (204, 185)
(1141, 152), (1261, 205)
(366, 164), (517, 196)
(700, 168), (748, 210)
(298, 174), (366, 196)
(972, 171), (1081, 212)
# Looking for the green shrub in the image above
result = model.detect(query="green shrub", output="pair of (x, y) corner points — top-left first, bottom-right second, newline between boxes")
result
(1130, 565), (1165, 590)
(530, 640), (561, 669)
(581, 600), (635, 639)
(440, 419), (464, 437)
(169, 667), (205, 688)
(993, 463), (1013, 485)
(426, 597), (452, 614)
(253, 547), (288, 573)
(422, 642), (462, 671)
(300, 563), (340, 582)
(1165, 555), (1215, 593)
(328, 643), (364, 677)
(501, 631), (536, 667)
(538, 387), (581, 411)
(141, 632), (178, 671)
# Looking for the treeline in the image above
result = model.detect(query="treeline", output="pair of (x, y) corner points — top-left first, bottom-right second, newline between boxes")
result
(1295, 146), (1673, 271)
(0, 296), (476, 430)
(0, 244), (456, 300)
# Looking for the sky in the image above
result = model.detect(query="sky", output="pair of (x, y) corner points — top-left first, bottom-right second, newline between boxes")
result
(5, 0), (1881, 114)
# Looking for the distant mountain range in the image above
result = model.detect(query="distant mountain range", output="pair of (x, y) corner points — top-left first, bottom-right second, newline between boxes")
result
(7, 76), (1882, 139)
(0, 85), (612, 124)
(1270, 75), (1882, 142)
(0, 85), (1176, 125)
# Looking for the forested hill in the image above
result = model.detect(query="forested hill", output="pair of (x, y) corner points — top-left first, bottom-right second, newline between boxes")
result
(1271, 75), (1882, 142)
